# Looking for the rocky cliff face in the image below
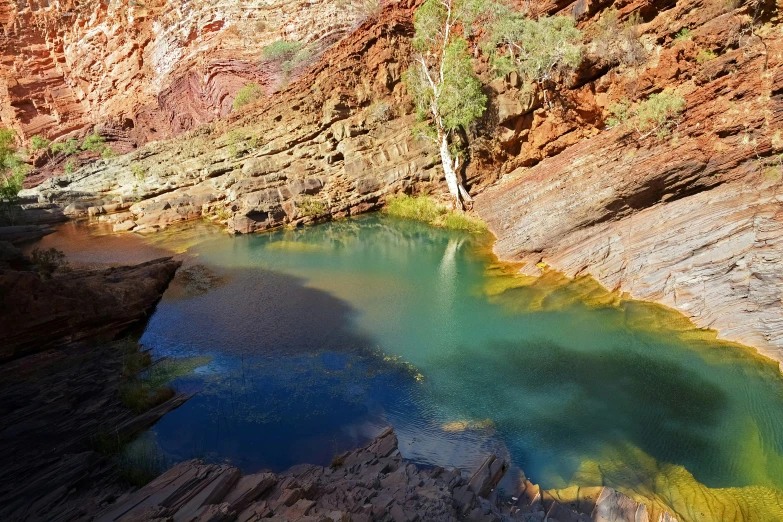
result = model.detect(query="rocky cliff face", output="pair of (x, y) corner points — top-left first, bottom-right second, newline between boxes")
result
(0, 0), (366, 151)
(475, 0), (783, 361)
(13, 0), (783, 364)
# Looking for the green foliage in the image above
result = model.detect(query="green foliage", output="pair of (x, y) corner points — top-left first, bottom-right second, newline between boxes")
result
(51, 138), (80, 156)
(64, 159), (77, 174)
(296, 196), (327, 218)
(30, 247), (68, 278)
(30, 135), (51, 151)
(607, 91), (687, 139)
(440, 38), (488, 131)
(226, 130), (244, 157)
(81, 131), (106, 153)
(485, 13), (583, 87)
(117, 436), (169, 487)
(385, 194), (487, 232)
(232, 82), (263, 111)
(130, 163), (146, 181)
(280, 48), (313, 75)
(262, 40), (303, 62)
(404, 37), (487, 134)
(101, 146), (117, 159)
(0, 129), (29, 201)
(440, 210), (488, 232)
(386, 194), (447, 222)
(696, 48), (717, 64)
(674, 27), (691, 41)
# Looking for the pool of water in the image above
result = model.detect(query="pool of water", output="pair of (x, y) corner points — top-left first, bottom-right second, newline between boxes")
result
(33, 216), (783, 522)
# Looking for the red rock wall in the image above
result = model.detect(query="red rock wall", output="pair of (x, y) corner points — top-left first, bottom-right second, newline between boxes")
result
(0, 0), (364, 147)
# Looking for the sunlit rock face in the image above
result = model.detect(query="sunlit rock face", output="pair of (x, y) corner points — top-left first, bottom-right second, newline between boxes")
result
(0, 0), (364, 146)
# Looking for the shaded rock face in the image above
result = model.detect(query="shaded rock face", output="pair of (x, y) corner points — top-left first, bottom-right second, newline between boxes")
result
(0, 0), (366, 153)
(0, 256), (181, 361)
(96, 428), (671, 522)
(0, 340), (193, 522)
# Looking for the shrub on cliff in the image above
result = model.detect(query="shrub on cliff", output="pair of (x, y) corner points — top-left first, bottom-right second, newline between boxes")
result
(51, 138), (80, 156)
(232, 83), (263, 111)
(0, 128), (29, 201)
(30, 247), (68, 278)
(30, 135), (51, 151)
(484, 10), (583, 105)
(262, 40), (303, 62)
(607, 91), (687, 139)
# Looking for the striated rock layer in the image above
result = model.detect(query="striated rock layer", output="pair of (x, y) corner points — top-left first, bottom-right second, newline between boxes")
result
(96, 428), (673, 522)
(0, 0), (367, 149)
(475, 19), (783, 362)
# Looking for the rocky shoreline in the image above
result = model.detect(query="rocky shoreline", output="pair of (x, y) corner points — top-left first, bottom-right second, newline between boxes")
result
(95, 428), (672, 522)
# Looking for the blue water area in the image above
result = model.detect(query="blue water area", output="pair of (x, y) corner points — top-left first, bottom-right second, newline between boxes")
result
(38, 215), (783, 521)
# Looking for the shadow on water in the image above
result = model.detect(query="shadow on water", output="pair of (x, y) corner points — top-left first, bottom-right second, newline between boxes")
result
(142, 265), (419, 472)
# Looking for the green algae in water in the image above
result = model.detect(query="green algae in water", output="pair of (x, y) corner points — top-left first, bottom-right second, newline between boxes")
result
(39, 216), (783, 522)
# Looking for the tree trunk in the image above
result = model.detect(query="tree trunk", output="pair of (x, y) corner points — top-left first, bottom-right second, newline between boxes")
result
(438, 135), (472, 210)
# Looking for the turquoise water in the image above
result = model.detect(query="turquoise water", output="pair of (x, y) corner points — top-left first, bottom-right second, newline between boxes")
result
(34, 216), (783, 521)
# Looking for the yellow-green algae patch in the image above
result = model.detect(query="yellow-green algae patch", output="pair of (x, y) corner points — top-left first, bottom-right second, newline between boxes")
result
(549, 439), (783, 522)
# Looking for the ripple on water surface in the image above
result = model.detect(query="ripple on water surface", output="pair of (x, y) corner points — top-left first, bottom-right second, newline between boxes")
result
(39, 216), (783, 522)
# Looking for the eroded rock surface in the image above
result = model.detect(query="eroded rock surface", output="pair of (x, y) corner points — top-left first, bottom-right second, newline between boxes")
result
(96, 428), (671, 522)
(475, 21), (783, 361)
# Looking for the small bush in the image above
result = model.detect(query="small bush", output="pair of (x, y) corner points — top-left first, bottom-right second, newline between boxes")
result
(30, 247), (68, 278)
(118, 437), (169, 487)
(226, 130), (244, 157)
(232, 83), (263, 111)
(696, 49), (717, 64)
(280, 48), (313, 75)
(296, 196), (327, 218)
(592, 9), (647, 67)
(262, 40), (303, 62)
(607, 92), (686, 139)
(64, 159), (77, 174)
(81, 131), (106, 153)
(101, 146), (117, 159)
(130, 163), (146, 181)
(485, 13), (583, 90)
(0, 129), (29, 200)
(30, 135), (51, 151)
(51, 138), (80, 156)
(674, 28), (691, 41)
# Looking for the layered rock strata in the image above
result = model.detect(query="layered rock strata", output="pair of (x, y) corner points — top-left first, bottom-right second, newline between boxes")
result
(21, 2), (447, 235)
(15, 0), (783, 364)
(96, 428), (673, 522)
(475, 9), (783, 361)
(0, 0), (367, 148)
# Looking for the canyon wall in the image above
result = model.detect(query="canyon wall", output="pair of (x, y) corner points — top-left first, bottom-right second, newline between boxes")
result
(14, 0), (783, 362)
(0, 0), (366, 150)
